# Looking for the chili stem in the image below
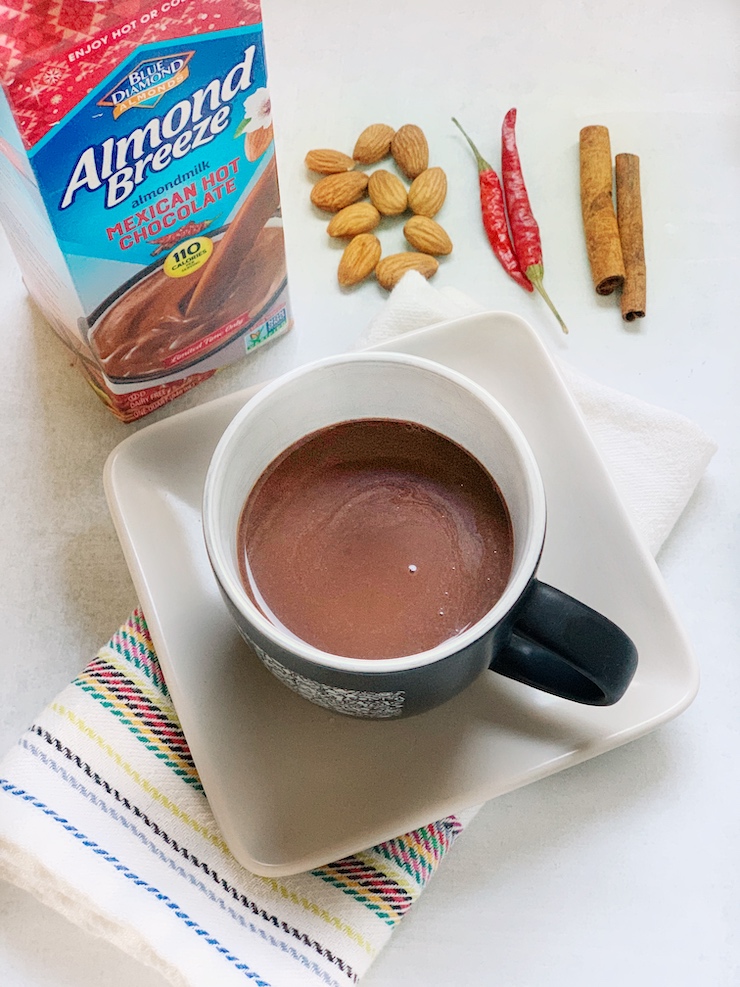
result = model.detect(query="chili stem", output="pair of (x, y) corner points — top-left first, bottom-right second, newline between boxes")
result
(451, 117), (492, 174)
(526, 264), (569, 334)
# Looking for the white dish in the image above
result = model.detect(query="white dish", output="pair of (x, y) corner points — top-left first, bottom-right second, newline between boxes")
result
(104, 312), (699, 877)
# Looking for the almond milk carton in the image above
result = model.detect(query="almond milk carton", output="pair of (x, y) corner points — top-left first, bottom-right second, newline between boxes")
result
(0, 0), (292, 420)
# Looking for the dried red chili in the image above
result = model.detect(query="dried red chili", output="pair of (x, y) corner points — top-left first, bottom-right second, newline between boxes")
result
(501, 108), (568, 333)
(150, 218), (216, 255)
(452, 117), (533, 293)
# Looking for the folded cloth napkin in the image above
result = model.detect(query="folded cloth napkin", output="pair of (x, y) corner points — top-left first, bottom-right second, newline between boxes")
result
(0, 277), (717, 987)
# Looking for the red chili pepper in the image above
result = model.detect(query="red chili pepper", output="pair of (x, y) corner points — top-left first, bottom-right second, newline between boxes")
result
(501, 107), (568, 333)
(149, 218), (216, 255)
(452, 117), (533, 293)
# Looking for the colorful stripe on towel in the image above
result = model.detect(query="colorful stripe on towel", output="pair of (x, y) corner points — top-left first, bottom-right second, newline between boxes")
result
(0, 610), (467, 987)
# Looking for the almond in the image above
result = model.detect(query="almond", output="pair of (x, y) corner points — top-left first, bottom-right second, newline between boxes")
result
(327, 202), (381, 238)
(368, 169), (408, 216)
(390, 124), (429, 179)
(403, 215), (453, 256)
(407, 166), (447, 217)
(246, 124), (274, 162)
(310, 171), (369, 212)
(338, 234), (382, 286)
(375, 252), (439, 290)
(353, 123), (396, 163)
(305, 148), (356, 174)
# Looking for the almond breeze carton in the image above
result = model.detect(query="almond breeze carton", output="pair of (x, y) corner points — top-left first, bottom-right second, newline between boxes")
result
(0, 0), (292, 420)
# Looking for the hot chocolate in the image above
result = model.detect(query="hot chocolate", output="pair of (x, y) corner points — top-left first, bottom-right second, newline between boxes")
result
(90, 225), (286, 379)
(89, 157), (285, 380)
(237, 418), (514, 660)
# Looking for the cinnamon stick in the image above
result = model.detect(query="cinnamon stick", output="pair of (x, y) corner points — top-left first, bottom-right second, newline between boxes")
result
(615, 153), (646, 322)
(579, 125), (625, 295)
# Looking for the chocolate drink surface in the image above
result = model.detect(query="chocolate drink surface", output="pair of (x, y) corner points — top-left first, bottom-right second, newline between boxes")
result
(238, 419), (514, 660)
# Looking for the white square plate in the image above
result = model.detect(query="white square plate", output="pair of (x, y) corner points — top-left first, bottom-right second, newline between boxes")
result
(104, 312), (699, 877)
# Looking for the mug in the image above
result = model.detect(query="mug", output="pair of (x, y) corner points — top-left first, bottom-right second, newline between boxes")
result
(202, 352), (638, 719)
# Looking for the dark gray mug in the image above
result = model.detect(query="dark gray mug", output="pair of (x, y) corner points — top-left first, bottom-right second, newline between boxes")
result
(203, 352), (637, 719)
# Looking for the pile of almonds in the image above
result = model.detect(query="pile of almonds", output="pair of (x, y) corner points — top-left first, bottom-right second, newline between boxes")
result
(306, 123), (451, 290)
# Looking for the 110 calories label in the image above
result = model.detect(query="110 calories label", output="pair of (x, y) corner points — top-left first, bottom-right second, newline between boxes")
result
(163, 235), (213, 277)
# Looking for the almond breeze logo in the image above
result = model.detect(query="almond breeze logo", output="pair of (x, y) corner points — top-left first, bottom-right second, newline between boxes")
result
(98, 52), (196, 119)
(61, 46), (256, 210)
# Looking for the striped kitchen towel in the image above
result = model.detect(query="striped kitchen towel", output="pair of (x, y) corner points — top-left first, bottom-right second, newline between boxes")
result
(0, 609), (475, 987)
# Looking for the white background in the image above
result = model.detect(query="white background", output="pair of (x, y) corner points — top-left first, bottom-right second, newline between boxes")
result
(1, 0), (739, 984)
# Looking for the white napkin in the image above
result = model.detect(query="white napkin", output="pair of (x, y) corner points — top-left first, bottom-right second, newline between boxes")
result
(357, 272), (717, 554)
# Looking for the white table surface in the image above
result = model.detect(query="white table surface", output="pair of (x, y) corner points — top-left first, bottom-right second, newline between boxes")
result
(1, 1), (738, 984)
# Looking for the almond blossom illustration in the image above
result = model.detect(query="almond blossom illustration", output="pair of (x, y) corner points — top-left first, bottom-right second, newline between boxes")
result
(235, 86), (273, 161)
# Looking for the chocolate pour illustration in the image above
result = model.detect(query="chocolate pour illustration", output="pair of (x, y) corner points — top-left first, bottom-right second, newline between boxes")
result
(185, 154), (280, 318)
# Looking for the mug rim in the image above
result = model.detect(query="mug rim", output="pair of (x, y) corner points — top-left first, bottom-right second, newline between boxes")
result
(203, 351), (547, 673)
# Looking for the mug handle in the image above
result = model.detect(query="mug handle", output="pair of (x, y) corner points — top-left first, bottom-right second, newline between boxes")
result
(490, 580), (638, 705)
